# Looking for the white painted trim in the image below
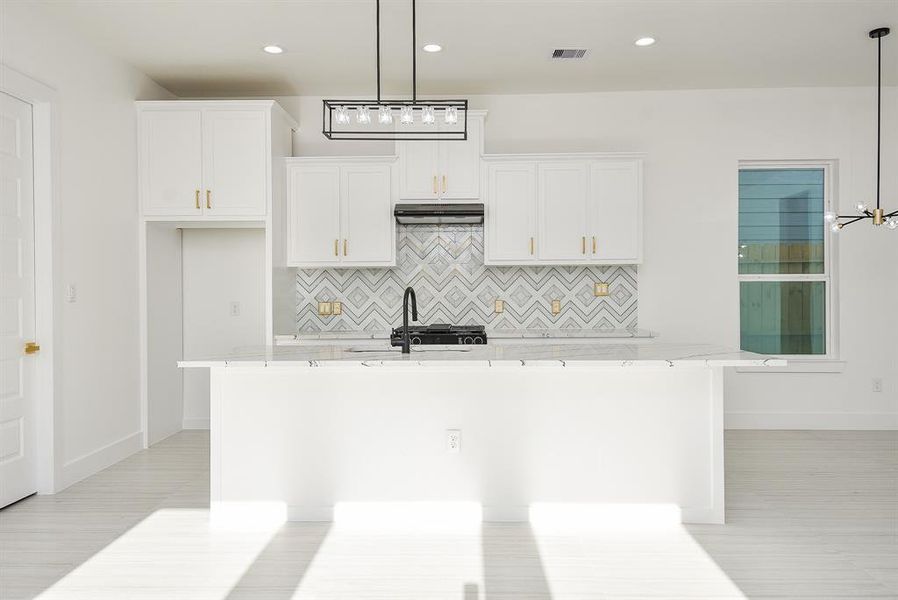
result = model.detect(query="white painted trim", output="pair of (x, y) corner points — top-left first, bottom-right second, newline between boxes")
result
(284, 155), (398, 165)
(483, 152), (646, 162)
(725, 412), (898, 430)
(61, 432), (142, 490)
(0, 64), (63, 494)
(182, 418), (210, 430)
(736, 359), (847, 373)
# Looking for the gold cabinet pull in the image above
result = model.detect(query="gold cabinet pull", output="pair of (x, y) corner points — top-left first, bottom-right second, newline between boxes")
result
(334, 239), (339, 256)
(442, 175), (447, 194)
(432, 175), (437, 195)
(24, 341), (40, 355)
(530, 237), (535, 255)
(206, 190), (212, 209)
(592, 236), (597, 254)
(195, 189), (200, 209)
(343, 239), (348, 256)
(581, 236), (586, 254)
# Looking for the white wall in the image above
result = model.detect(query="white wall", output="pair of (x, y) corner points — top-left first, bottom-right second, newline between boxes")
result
(181, 229), (266, 428)
(277, 88), (898, 429)
(0, 2), (175, 489)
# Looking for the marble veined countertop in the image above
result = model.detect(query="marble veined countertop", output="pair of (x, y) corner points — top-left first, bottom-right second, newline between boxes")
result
(180, 342), (784, 369)
(276, 328), (656, 343)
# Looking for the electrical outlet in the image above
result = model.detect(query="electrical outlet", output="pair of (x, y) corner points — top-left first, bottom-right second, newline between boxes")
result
(333, 301), (342, 316)
(872, 378), (883, 392)
(594, 282), (610, 297)
(494, 299), (504, 313)
(551, 299), (561, 315)
(229, 301), (240, 317)
(446, 429), (461, 453)
(65, 284), (77, 303)
(317, 301), (332, 316)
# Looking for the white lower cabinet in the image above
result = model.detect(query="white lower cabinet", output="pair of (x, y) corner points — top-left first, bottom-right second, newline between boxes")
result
(484, 154), (643, 265)
(286, 158), (397, 268)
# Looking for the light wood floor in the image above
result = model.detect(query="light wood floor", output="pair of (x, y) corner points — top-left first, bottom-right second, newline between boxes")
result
(1, 430), (896, 599)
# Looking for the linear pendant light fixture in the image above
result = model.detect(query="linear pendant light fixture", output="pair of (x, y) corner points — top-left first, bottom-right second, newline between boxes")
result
(322, 0), (468, 141)
(827, 28), (897, 231)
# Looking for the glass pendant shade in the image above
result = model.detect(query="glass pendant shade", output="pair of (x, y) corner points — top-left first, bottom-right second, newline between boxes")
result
(444, 106), (458, 125)
(335, 106), (351, 125)
(421, 106), (435, 125)
(356, 106), (371, 125)
(400, 106), (414, 125)
(856, 202), (869, 214)
(823, 211), (836, 223)
(378, 106), (393, 125)
(888, 217), (898, 230)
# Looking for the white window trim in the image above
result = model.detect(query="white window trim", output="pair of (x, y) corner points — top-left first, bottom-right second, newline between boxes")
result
(736, 160), (840, 366)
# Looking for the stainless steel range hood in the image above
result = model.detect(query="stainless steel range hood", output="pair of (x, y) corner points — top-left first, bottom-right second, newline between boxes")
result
(394, 203), (484, 225)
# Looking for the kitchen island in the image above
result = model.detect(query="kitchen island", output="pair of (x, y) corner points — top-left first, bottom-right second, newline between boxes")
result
(180, 342), (783, 524)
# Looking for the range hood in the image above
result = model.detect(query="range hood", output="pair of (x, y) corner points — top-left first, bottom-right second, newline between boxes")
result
(394, 203), (484, 225)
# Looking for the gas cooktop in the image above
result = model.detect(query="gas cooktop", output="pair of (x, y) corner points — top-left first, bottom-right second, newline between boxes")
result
(390, 324), (487, 346)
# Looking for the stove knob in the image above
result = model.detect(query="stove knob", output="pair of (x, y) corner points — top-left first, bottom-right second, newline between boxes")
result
(473, 336), (484, 344)
(463, 336), (474, 344)
(411, 336), (422, 346)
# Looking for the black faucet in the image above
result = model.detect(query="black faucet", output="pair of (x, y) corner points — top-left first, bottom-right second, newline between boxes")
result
(393, 286), (418, 354)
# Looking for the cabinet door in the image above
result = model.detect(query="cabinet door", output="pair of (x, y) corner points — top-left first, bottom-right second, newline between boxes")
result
(287, 166), (341, 266)
(398, 139), (439, 199)
(591, 160), (641, 262)
(202, 108), (268, 216)
(340, 165), (395, 266)
(438, 117), (481, 199)
(538, 162), (590, 261)
(486, 162), (537, 262)
(140, 109), (203, 216)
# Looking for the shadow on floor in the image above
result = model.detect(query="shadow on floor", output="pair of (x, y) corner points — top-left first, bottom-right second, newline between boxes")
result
(480, 522), (553, 599)
(225, 522), (332, 600)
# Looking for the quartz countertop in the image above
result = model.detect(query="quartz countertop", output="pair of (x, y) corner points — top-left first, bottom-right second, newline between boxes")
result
(180, 341), (784, 369)
(276, 328), (656, 343)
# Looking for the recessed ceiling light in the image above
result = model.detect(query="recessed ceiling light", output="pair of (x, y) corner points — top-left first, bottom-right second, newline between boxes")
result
(263, 45), (284, 54)
(423, 43), (442, 53)
(634, 37), (656, 47)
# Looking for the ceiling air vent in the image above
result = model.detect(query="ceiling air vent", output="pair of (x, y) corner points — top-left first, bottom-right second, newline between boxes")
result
(551, 48), (588, 59)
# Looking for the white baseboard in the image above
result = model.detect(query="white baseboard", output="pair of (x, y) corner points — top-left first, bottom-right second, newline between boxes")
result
(726, 411), (898, 430)
(61, 431), (143, 490)
(182, 417), (210, 430)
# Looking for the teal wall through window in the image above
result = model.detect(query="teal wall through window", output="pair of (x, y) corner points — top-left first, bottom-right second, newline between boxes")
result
(740, 281), (826, 355)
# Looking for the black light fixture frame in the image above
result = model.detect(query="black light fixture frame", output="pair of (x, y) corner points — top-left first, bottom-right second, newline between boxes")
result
(833, 27), (897, 229)
(322, 0), (469, 141)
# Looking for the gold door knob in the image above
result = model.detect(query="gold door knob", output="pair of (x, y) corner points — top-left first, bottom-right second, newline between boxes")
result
(24, 341), (40, 355)
(195, 189), (200, 209)
(206, 190), (212, 209)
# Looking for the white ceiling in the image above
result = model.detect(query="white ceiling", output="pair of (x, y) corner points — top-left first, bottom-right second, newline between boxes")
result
(30, 0), (898, 97)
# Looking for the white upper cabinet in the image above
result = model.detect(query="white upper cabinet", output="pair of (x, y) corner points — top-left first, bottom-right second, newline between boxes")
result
(140, 109), (203, 216)
(286, 158), (397, 268)
(486, 162), (537, 262)
(484, 154), (643, 265)
(398, 111), (485, 200)
(538, 162), (590, 261)
(138, 100), (296, 219)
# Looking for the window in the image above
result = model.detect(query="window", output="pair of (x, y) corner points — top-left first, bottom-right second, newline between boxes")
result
(738, 163), (835, 356)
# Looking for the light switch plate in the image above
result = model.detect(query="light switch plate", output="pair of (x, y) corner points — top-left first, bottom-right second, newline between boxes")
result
(594, 282), (610, 297)
(333, 301), (342, 316)
(551, 299), (561, 315)
(494, 299), (504, 313)
(317, 302), (332, 316)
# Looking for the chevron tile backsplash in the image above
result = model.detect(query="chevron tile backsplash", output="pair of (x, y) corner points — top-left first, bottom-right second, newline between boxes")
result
(295, 225), (637, 332)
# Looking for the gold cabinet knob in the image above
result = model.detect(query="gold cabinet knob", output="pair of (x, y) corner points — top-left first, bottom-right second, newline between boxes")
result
(432, 175), (437, 195)
(334, 239), (339, 256)
(343, 239), (348, 256)
(592, 236), (597, 254)
(530, 237), (535, 255)
(206, 190), (212, 209)
(442, 175), (447, 194)
(195, 189), (200, 209)
(25, 341), (40, 355)
(581, 236), (586, 254)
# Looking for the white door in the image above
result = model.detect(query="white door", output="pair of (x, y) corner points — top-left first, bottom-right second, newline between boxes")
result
(0, 92), (37, 507)
(287, 165), (341, 266)
(438, 117), (481, 199)
(140, 109), (203, 216)
(486, 162), (537, 262)
(591, 160), (641, 262)
(398, 139), (439, 200)
(202, 108), (268, 216)
(341, 164), (394, 265)
(538, 162), (590, 261)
